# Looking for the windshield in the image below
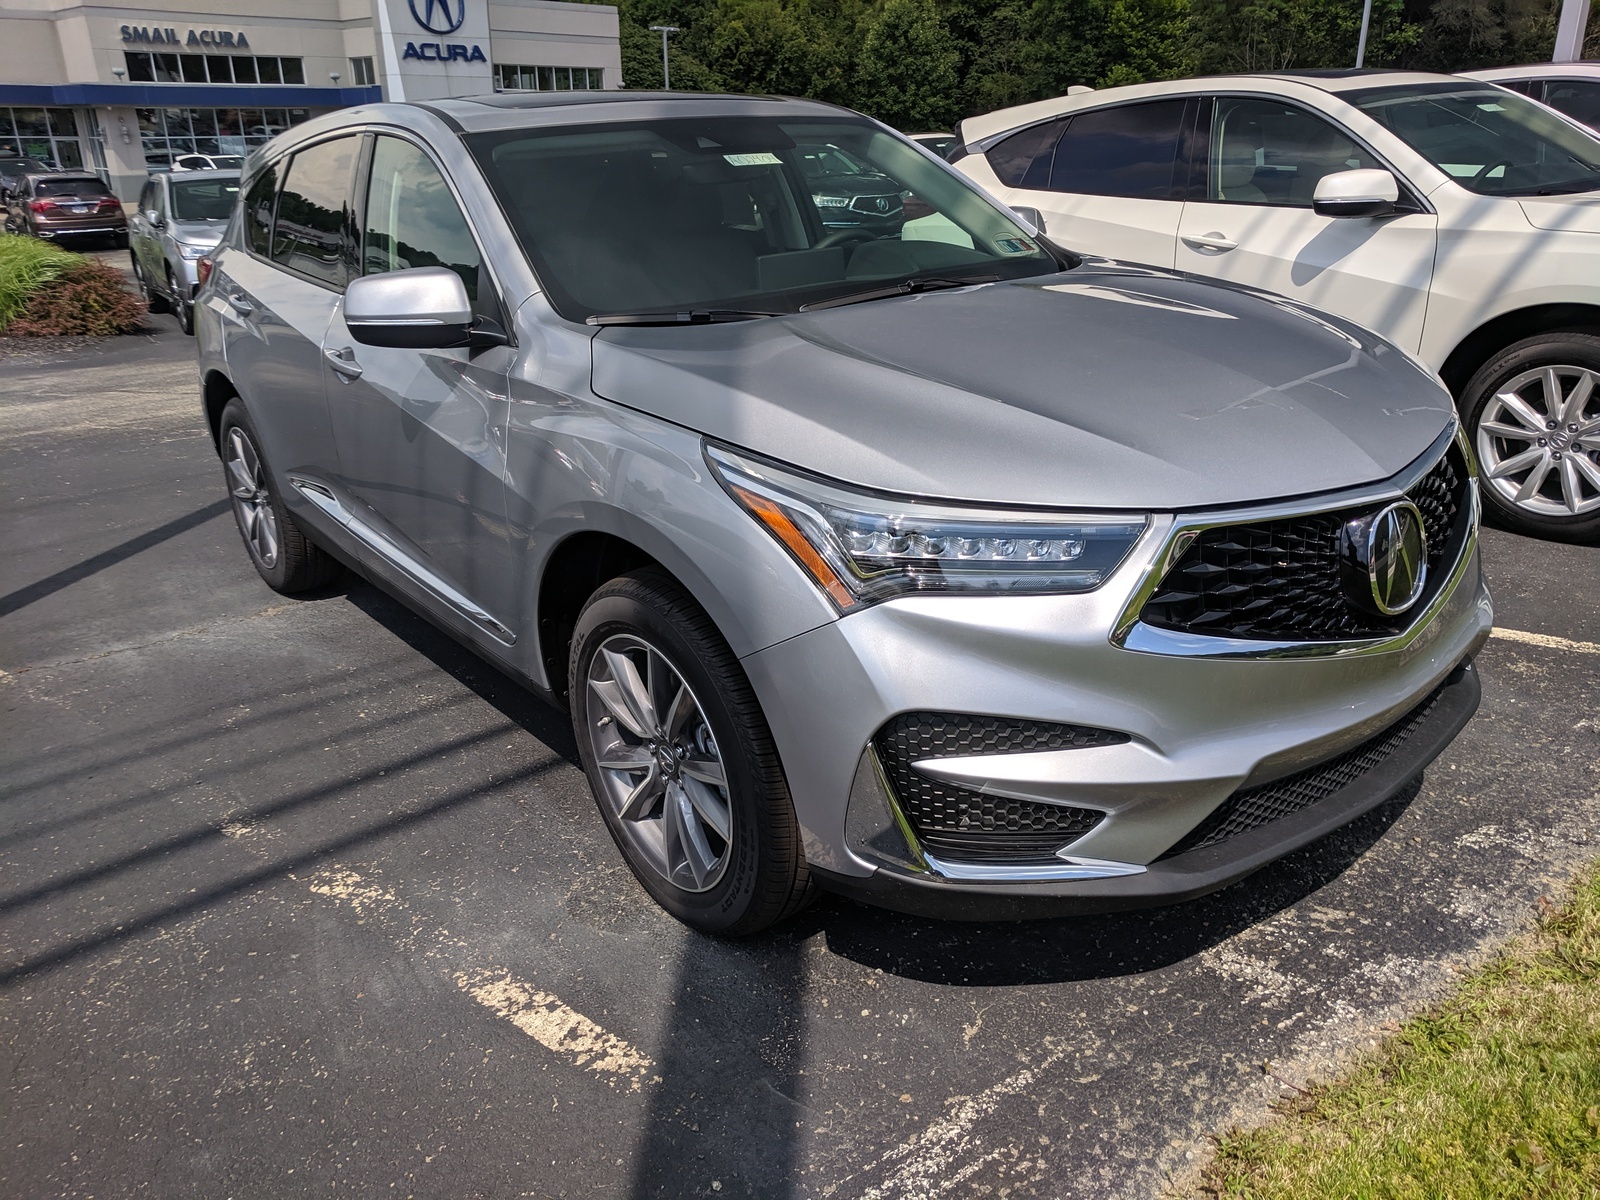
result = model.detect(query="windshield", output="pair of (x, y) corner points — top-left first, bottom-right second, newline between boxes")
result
(466, 116), (1059, 320)
(35, 178), (114, 199)
(1348, 83), (1600, 196)
(170, 177), (239, 220)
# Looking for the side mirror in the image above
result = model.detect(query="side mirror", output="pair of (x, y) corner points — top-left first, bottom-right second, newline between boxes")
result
(345, 266), (474, 349)
(146, 210), (163, 227)
(1312, 169), (1399, 218)
(1010, 205), (1047, 235)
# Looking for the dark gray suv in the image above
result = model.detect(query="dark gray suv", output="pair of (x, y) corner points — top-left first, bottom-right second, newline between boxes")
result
(196, 93), (1491, 933)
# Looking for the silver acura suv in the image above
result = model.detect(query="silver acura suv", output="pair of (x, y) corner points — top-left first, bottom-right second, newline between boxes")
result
(196, 93), (1492, 934)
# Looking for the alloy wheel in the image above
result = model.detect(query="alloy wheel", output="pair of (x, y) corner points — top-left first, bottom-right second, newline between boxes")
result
(225, 426), (279, 568)
(584, 633), (733, 893)
(1476, 364), (1600, 518)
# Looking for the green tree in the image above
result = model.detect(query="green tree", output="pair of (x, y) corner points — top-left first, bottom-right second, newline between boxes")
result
(853, 0), (965, 127)
(702, 0), (850, 100)
(1188, 0), (1418, 72)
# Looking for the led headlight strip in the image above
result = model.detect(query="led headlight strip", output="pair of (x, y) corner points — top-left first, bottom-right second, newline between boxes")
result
(707, 444), (1148, 611)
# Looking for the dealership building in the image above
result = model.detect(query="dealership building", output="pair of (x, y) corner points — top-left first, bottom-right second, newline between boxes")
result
(0, 0), (622, 198)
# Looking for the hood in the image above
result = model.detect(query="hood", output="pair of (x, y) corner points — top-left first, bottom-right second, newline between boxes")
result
(806, 172), (900, 199)
(588, 264), (1454, 511)
(1519, 194), (1600, 233)
(169, 220), (225, 246)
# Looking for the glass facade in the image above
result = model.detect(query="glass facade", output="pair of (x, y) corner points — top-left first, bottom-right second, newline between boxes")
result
(0, 107), (90, 170)
(493, 64), (604, 92)
(124, 52), (306, 85)
(136, 106), (313, 171)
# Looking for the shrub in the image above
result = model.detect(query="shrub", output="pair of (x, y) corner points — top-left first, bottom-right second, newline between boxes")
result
(6, 258), (146, 337)
(0, 233), (83, 327)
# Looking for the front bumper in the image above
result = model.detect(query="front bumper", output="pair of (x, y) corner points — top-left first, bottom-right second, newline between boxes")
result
(814, 659), (1479, 919)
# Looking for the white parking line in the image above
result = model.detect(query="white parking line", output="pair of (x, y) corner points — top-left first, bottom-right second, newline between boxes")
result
(1491, 627), (1600, 655)
(307, 866), (656, 1092)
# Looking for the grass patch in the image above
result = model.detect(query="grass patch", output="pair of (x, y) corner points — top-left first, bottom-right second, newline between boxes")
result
(1201, 863), (1600, 1199)
(0, 234), (84, 328)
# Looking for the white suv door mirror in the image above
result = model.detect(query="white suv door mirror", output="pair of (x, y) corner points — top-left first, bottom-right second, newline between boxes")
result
(1312, 168), (1400, 218)
(344, 266), (473, 348)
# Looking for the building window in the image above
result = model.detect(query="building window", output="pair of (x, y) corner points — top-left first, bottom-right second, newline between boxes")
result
(0, 107), (90, 173)
(135, 106), (313, 171)
(493, 64), (604, 92)
(350, 57), (376, 87)
(124, 52), (306, 85)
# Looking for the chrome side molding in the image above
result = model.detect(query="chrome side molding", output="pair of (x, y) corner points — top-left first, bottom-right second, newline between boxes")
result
(290, 475), (517, 646)
(922, 852), (1146, 883)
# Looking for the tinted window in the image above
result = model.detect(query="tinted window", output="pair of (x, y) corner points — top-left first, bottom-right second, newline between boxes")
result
(1350, 83), (1600, 196)
(985, 118), (1069, 189)
(243, 163), (278, 256)
(363, 136), (481, 302)
(1207, 98), (1377, 206)
(171, 178), (240, 221)
(468, 116), (1056, 320)
(1544, 80), (1600, 131)
(35, 178), (115, 198)
(271, 136), (358, 287)
(138, 180), (156, 213)
(1048, 101), (1186, 199)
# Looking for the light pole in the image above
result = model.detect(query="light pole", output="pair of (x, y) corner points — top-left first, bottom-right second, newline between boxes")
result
(648, 25), (679, 90)
(1355, 0), (1374, 67)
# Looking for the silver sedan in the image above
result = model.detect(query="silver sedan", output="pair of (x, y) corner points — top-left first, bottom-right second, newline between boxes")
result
(129, 169), (239, 335)
(195, 95), (1491, 933)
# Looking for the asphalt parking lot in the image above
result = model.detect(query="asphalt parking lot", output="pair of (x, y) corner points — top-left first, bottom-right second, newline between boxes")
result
(2, 313), (1597, 1199)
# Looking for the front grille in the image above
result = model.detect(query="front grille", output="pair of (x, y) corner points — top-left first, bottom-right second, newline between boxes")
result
(848, 193), (903, 216)
(1138, 443), (1470, 642)
(1160, 685), (1444, 859)
(873, 713), (1124, 863)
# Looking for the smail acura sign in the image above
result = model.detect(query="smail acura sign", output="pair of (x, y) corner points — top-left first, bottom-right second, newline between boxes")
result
(403, 0), (486, 63)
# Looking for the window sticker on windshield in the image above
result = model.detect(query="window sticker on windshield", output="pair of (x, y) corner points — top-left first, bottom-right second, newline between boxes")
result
(724, 152), (782, 167)
(994, 236), (1037, 255)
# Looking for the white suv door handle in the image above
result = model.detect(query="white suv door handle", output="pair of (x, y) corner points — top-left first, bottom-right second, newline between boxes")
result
(324, 346), (363, 381)
(1182, 231), (1238, 254)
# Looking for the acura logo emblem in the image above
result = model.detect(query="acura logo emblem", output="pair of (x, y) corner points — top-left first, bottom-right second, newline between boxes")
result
(1339, 500), (1428, 617)
(875, 197), (889, 212)
(409, 0), (465, 35)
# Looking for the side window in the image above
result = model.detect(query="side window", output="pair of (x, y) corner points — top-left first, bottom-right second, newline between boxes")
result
(362, 135), (482, 304)
(1207, 98), (1377, 206)
(1048, 100), (1188, 199)
(984, 118), (1070, 189)
(243, 163), (278, 256)
(1543, 81), (1600, 130)
(271, 136), (359, 287)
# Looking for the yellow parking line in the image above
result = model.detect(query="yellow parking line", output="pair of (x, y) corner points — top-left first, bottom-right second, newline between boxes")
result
(307, 866), (656, 1092)
(1491, 627), (1600, 656)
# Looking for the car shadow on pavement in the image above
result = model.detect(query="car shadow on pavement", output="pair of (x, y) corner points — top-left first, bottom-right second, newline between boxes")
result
(342, 576), (580, 765)
(813, 782), (1419, 987)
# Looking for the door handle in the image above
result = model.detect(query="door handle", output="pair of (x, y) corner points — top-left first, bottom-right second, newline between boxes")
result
(1181, 232), (1238, 254)
(226, 291), (253, 315)
(324, 346), (363, 381)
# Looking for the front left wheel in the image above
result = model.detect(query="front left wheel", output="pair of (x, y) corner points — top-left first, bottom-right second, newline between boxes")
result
(569, 570), (814, 935)
(218, 398), (343, 593)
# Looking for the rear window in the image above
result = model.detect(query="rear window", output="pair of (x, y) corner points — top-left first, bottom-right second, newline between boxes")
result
(35, 178), (114, 199)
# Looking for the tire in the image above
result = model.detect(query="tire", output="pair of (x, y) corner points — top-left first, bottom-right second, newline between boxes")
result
(111, 232), (128, 250)
(569, 570), (815, 935)
(1460, 332), (1600, 544)
(131, 254), (168, 314)
(218, 398), (343, 593)
(169, 268), (193, 335)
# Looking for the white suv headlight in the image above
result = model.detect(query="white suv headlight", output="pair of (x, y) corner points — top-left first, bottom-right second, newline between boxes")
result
(176, 242), (209, 259)
(707, 445), (1148, 611)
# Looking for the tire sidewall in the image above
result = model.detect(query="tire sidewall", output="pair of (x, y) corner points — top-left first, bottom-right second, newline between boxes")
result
(569, 587), (771, 934)
(218, 398), (295, 591)
(1463, 332), (1600, 543)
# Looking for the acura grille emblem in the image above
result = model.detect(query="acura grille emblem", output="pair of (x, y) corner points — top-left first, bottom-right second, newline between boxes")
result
(1339, 500), (1428, 617)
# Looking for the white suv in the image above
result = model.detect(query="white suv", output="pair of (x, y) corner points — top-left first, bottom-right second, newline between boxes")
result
(953, 69), (1600, 542)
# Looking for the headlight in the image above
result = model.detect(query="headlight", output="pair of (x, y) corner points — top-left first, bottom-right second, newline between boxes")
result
(811, 194), (851, 208)
(707, 445), (1148, 611)
(176, 242), (209, 259)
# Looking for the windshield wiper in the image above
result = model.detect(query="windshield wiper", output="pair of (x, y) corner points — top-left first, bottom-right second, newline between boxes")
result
(587, 308), (780, 326)
(799, 275), (1003, 312)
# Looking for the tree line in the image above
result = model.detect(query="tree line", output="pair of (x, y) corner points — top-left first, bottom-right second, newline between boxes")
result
(604, 0), (1600, 129)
